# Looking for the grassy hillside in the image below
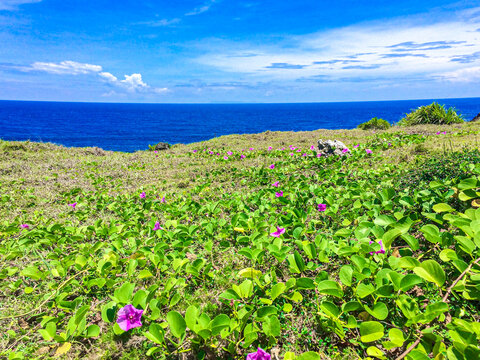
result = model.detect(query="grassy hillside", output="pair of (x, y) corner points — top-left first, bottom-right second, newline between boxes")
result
(1, 122), (480, 360)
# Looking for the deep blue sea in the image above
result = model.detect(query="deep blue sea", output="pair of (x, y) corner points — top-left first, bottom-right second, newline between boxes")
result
(0, 98), (479, 152)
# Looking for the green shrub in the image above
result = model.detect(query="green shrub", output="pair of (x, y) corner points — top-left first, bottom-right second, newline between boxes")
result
(398, 102), (464, 126)
(357, 117), (391, 130)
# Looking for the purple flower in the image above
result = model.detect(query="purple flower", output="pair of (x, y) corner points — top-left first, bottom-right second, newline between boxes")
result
(209, 151), (214, 155)
(269, 164), (275, 169)
(161, 196), (166, 203)
(241, 154), (246, 159)
(227, 151), (233, 155)
(224, 156), (229, 160)
(68, 202), (77, 209)
(116, 304), (143, 332)
(268, 146), (273, 151)
(281, 147), (285, 151)
(275, 191), (283, 197)
(140, 192), (146, 199)
(317, 203), (327, 212)
(369, 240), (386, 255)
(302, 153), (307, 156)
(20, 224), (30, 229)
(249, 147), (254, 151)
(247, 348), (271, 360)
(154, 151), (158, 154)
(289, 153), (294, 156)
(441, 131), (447, 135)
(310, 145), (315, 150)
(316, 153), (322, 158)
(296, 149), (301, 152)
(366, 149), (373, 154)
(342, 148), (349, 153)
(388, 143), (392, 146)
(353, 144), (360, 149)
(272, 181), (279, 187)
(436, 131), (441, 135)
(153, 222), (163, 231)
(270, 226), (285, 238)
(193, 150), (197, 153)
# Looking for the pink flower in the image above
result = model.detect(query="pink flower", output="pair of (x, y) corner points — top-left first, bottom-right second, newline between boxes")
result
(296, 149), (301, 152)
(441, 131), (447, 135)
(270, 226), (285, 238)
(269, 164), (275, 169)
(316, 153), (322, 158)
(140, 192), (146, 199)
(342, 148), (349, 153)
(268, 146), (272, 151)
(275, 191), (283, 197)
(153, 222), (163, 231)
(281, 147), (285, 151)
(161, 196), (166, 203)
(302, 153), (307, 156)
(193, 150), (197, 153)
(116, 304), (143, 331)
(272, 181), (279, 187)
(310, 145), (315, 150)
(289, 153), (294, 156)
(224, 156), (229, 160)
(353, 144), (359, 148)
(68, 202), (77, 209)
(366, 149), (373, 154)
(436, 131), (441, 135)
(247, 348), (271, 360)
(209, 151), (214, 155)
(317, 203), (327, 212)
(241, 154), (246, 159)
(154, 151), (158, 154)
(249, 148), (254, 151)
(369, 240), (386, 255)
(20, 224), (30, 229)
(227, 151), (233, 155)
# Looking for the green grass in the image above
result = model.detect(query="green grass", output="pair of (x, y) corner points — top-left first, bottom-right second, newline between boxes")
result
(2, 123), (480, 359)
(397, 102), (465, 126)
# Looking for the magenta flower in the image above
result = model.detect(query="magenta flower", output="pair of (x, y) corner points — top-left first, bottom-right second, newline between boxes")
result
(270, 226), (285, 238)
(209, 151), (214, 154)
(310, 145), (315, 150)
(193, 150), (197, 153)
(353, 144), (360, 148)
(68, 202), (77, 209)
(224, 156), (229, 160)
(268, 146), (272, 151)
(272, 181), (279, 187)
(369, 240), (386, 255)
(241, 154), (246, 159)
(275, 191), (283, 197)
(161, 196), (166, 203)
(342, 148), (349, 153)
(249, 147), (254, 151)
(227, 151), (233, 155)
(366, 149), (373, 154)
(316, 153), (322, 158)
(20, 224), (30, 229)
(289, 153), (294, 156)
(296, 149), (301, 152)
(154, 151), (158, 154)
(302, 153), (307, 156)
(281, 147), (285, 150)
(388, 143), (392, 146)
(140, 192), (146, 199)
(247, 348), (271, 360)
(153, 222), (164, 231)
(116, 304), (143, 331)
(436, 131), (441, 135)
(441, 131), (447, 135)
(317, 203), (327, 212)
(269, 164), (275, 169)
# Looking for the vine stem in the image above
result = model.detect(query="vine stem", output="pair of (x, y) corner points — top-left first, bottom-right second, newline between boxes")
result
(0, 268), (90, 321)
(395, 257), (480, 360)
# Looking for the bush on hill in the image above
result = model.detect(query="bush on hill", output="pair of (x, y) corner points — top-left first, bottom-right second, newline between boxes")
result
(357, 117), (391, 130)
(398, 102), (464, 126)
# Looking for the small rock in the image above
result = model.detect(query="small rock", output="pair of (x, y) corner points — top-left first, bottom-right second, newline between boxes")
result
(153, 142), (170, 151)
(471, 112), (480, 122)
(317, 139), (349, 156)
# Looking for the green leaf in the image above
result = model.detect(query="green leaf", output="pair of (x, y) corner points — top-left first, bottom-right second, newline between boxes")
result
(101, 301), (116, 323)
(270, 283), (286, 300)
(367, 346), (386, 359)
(297, 352), (321, 360)
(339, 265), (353, 286)
(433, 203), (454, 213)
(458, 177), (478, 190)
(185, 305), (199, 332)
(356, 283), (375, 298)
(420, 224), (441, 243)
(360, 321), (384, 343)
(145, 323), (165, 345)
(210, 314), (230, 335)
(317, 280), (343, 298)
(238, 268), (262, 279)
(113, 282), (135, 304)
(413, 260), (446, 287)
(166, 311), (186, 339)
(365, 302), (388, 320)
(296, 277), (315, 289)
(85, 324), (100, 338)
(262, 315), (281, 337)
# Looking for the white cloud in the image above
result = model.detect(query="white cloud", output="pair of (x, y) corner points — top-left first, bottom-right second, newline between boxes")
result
(0, 0), (41, 10)
(194, 6), (480, 83)
(439, 66), (480, 82)
(30, 61), (102, 75)
(185, 0), (217, 16)
(24, 61), (168, 95)
(135, 18), (181, 27)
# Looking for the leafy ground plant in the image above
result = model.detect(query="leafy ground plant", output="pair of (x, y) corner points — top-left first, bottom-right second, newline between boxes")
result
(357, 117), (391, 130)
(1, 123), (480, 359)
(397, 102), (464, 126)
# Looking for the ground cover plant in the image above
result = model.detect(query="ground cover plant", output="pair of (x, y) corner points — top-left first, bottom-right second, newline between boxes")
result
(1, 123), (480, 359)
(397, 103), (464, 126)
(357, 118), (391, 131)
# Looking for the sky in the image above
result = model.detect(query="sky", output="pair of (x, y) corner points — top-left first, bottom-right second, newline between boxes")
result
(0, 0), (479, 103)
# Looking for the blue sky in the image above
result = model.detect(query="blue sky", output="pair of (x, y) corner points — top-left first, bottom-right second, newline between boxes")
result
(0, 0), (479, 102)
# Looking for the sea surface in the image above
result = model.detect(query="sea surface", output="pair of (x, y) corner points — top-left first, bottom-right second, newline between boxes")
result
(0, 98), (479, 152)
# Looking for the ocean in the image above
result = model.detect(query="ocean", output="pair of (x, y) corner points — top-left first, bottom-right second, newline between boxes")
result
(0, 98), (478, 152)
